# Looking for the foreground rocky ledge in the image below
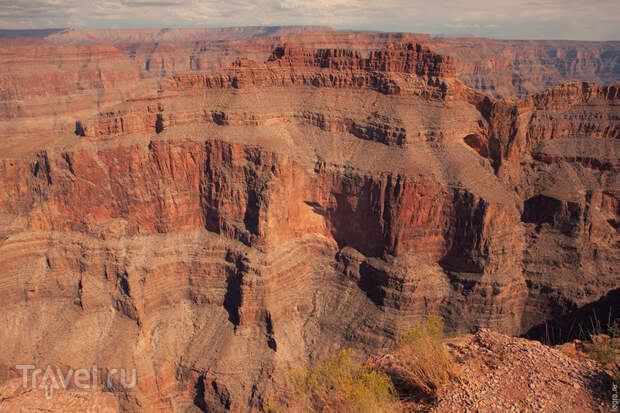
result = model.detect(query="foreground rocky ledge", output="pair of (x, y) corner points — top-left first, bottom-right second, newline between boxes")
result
(429, 330), (610, 412)
(0, 330), (613, 412)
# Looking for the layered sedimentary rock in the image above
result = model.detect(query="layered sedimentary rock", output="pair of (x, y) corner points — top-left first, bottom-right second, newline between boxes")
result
(1, 28), (617, 161)
(429, 37), (620, 98)
(0, 40), (618, 412)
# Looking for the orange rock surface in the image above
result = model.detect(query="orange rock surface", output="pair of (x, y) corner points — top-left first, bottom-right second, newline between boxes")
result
(0, 30), (618, 411)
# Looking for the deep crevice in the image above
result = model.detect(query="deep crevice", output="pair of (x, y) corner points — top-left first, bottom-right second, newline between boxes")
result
(155, 113), (164, 134)
(224, 271), (243, 328)
(193, 376), (207, 412)
(265, 311), (277, 351)
(74, 121), (86, 136)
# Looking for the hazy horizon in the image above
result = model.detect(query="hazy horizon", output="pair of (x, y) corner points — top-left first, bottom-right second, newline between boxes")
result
(0, 0), (618, 41)
(2, 26), (620, 43)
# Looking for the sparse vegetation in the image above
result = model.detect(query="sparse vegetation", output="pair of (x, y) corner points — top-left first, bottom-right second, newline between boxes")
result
(580, 314), (619, 365)
(268, 316), (464, 412)
(587, 335), (618, 364)
(263, 401), (285, 413)
(287, 348), (401, 413)
(394, 315), (462, 402)
(583, 317), (620, 392)
(398, 314), (445, 345)
(548, 311), (620, 393)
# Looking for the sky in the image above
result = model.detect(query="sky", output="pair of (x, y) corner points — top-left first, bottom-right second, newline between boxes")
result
(0, 0), (619, 41)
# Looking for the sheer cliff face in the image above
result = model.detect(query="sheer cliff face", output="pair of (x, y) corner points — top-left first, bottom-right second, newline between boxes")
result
(0, 42), (618, 412)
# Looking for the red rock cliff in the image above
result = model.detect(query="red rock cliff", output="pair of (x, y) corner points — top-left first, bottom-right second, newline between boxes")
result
(0, 41), (617, 412)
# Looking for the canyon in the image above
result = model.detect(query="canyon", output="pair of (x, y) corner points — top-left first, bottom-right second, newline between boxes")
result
(0, 27), (618, 412)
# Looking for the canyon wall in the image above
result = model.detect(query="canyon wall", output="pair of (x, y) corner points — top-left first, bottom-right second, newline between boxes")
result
(1, 28), (617, 152)
(0, 37), (618, 412)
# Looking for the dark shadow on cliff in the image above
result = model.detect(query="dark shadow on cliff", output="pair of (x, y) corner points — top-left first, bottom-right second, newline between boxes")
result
(193, 375), (208, 412)
(358, 262), (388, 306)
(304, 198), (385, 257)
(223, 272), (243, 329)
(523, 288), (620, 345)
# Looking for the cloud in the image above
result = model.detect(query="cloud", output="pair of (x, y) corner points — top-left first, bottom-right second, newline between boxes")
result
(120, 1), (186, 7)
(0, 0), (618, 40)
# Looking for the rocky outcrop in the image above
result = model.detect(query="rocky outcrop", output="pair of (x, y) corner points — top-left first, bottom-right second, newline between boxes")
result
(370, 329), (613, 412)
(164, 44), (453, 100)
(268, 43), (455, 77)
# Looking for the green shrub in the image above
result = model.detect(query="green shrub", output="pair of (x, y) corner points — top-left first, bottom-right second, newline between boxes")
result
(289, 348), (401, 413)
